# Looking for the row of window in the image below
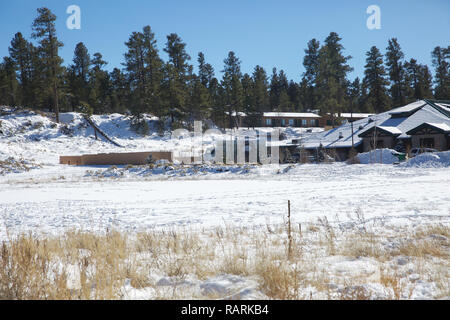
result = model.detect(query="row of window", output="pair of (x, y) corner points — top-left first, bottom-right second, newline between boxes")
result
(265, 118), (317, 126)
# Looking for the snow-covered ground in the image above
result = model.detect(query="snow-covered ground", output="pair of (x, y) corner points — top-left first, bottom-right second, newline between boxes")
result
(0, 162), (449, 239)
(0, 107), (449, 300)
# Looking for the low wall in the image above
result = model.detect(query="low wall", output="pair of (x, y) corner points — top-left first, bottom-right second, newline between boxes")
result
(60, 151), (173, 165)
(60, 156), (83, 165)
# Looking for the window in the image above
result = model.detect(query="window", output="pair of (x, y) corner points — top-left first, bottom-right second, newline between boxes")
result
(281, 119), (286, 126)
(266, 118), (272, 126)
(420, 138), (434, 148)
(302, 119), (307, 126)
(310, 119), (315, 126)
(288, 119), (294, 126)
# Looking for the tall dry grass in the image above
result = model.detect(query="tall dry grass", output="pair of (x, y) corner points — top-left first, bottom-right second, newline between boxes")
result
(0, 219), (448, 300)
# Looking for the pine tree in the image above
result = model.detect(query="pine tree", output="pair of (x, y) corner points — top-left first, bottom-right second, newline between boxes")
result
(0, 57), (19, 106)
(302, 38), (320, 110)
(348, 77), (361, 113)
(241, 73), (253, 126)
(109, 68), (129, 113)
(124, 26), (164, 122)
(362, 46), (390, 113)
(404, 59), (433, 101)
(162, 33), (192, 126)
(277, 70), (291, 111)
(221, 51), (243, 128)
(269, 67), (279, 111)
(89, 53), (111, 114)
(197, 52), (215, 88)
(431, 46), (450, 100)
(124, 30), (145, 116)
(287, 81), (302, 112)
(142, 26), (163, 116)
(249, 65), (269, 126)
(316, 32), (353, 122)
(68, 42), (91, 110)
(385, 38), (406, 107)
(8, 32), (36, 106)
(31, 7), (64, 122)
(208, 77), (225, 129)
(189, 75), (211, 120)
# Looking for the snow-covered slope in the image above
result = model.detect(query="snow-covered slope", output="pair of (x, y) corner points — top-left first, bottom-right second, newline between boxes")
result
(0, 107), (320, 168)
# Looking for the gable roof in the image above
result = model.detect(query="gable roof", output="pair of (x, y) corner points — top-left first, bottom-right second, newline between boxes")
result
(301, 100), (450, 149)
(406, 122), (450, 135)
(358, 126), (402, 137)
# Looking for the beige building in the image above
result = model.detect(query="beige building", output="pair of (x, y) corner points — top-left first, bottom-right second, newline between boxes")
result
(60, 151), (173, 166)
(262, 112), (322, 127)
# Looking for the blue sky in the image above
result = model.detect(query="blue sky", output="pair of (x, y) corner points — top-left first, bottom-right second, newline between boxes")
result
(1, 0), (449, 81)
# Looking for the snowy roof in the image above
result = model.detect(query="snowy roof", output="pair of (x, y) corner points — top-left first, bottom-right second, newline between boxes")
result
(425, 122), (450, 132)
(302, 100), (450, 149)
(328, 113), (374, 118)
(263, 112), (321, 118)
(405, 122), (450, 135)
(388, 100), (425, 115)
(376, 126), (402, 135)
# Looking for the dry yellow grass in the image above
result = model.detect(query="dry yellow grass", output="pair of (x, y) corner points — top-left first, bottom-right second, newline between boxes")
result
(0, 220), (448, 300)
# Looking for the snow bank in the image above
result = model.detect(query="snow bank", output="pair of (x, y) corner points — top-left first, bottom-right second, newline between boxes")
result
(402, 151), (450, 168)
(84, 163), (258, 179)
(0, 157), (42, 175)
(356, 148), (400, 164)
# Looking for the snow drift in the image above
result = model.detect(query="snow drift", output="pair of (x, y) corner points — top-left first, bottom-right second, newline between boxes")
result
(402, 151), (450, 168)
(356, 148), (401, 164)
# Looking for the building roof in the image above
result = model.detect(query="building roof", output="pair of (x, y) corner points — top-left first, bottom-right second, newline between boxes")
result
(302, 100), (450, 149)
(327, 112), (374, 118)
(263, 112), (321, 118)
(405, 122), (450, 135)
(358, 126), (402, 137)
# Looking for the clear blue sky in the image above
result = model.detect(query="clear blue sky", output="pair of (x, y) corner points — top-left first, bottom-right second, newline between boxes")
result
(1, 0), (449, 82)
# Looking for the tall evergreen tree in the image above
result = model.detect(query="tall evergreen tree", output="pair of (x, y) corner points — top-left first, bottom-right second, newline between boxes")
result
(89, 53), (112, 114)
(362, 46), (390, 113)
(68, 42), (91, 110)
(31, 7), (63, 122)
(316, 32), (353, 123)
(302, 38), (320, 110)
(0, 57), (19, 107)
(431, 46), (450, 100)
(404, 58), (433, 101)
(287, 81), (302, 111)
(142, 26), (163, 116)
(269, 67), (279, 111)
(124, 26), (163, 121)
(385, 38), (407, 107)
(189, 75), (211, 120)
(8, 32), (36, 106)
(221, 51), (243, 128)
(109, 67), (129, 113)
(162, 33), (192, 125)
(251, 65), (269, 115)
(347, 77), (362, 113)
(197, 52), (215, 88)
